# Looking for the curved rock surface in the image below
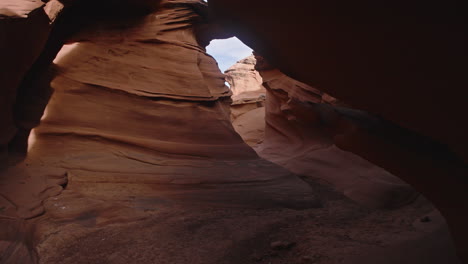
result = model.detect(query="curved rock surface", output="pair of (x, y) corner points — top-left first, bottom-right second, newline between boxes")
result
(0, 1), (463, 263)
(0, 1), (321, 261)
(2, 0), (318, 218)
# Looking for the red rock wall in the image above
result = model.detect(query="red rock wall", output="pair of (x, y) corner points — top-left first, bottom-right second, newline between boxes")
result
(1, 0), (319, 222)
(0, 1), (464, 263)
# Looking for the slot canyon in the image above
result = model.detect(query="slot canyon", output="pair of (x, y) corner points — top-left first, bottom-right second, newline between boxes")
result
(0, 0), (466, 263)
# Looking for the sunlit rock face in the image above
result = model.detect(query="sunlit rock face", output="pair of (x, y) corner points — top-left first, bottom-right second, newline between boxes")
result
(226, 55), (266, 146)
(225, 55), (264, 102)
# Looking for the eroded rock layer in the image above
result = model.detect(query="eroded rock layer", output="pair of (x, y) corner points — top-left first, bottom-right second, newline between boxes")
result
(1, 1), (322, 261)
(2, 0), (319, 218)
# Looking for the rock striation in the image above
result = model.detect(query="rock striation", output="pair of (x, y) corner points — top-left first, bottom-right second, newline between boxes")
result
(0, 1), (322, 261)
(1, 0), (319, 219)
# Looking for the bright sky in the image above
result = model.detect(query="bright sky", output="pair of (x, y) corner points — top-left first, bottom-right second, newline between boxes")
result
(206, 37), (253, 73)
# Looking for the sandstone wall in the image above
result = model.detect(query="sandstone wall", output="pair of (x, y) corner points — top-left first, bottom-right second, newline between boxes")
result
(1, 0), (319, 223)
(0, 1), (463, 263)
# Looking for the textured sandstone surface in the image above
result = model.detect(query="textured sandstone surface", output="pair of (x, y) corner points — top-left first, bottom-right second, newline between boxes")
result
(0, 0), (44, 18)
(232, 106), (265, 147)
(0, 1), (320, 262)
(227, 56), (266, 146)
(225, 55), (265, 102)
(0, 1), (463, 263)
(1, 0), (319, 218)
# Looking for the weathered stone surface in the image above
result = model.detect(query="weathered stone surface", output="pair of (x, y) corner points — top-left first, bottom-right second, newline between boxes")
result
(232, 106), (265, 147)
(227, 56), (266, 146)
(0, 7), (323, 255)
(0, 1), (463, 263)
(3, 0), (319, 218)
(0, 0), (44, 18)
(225, 55), (265, 101)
